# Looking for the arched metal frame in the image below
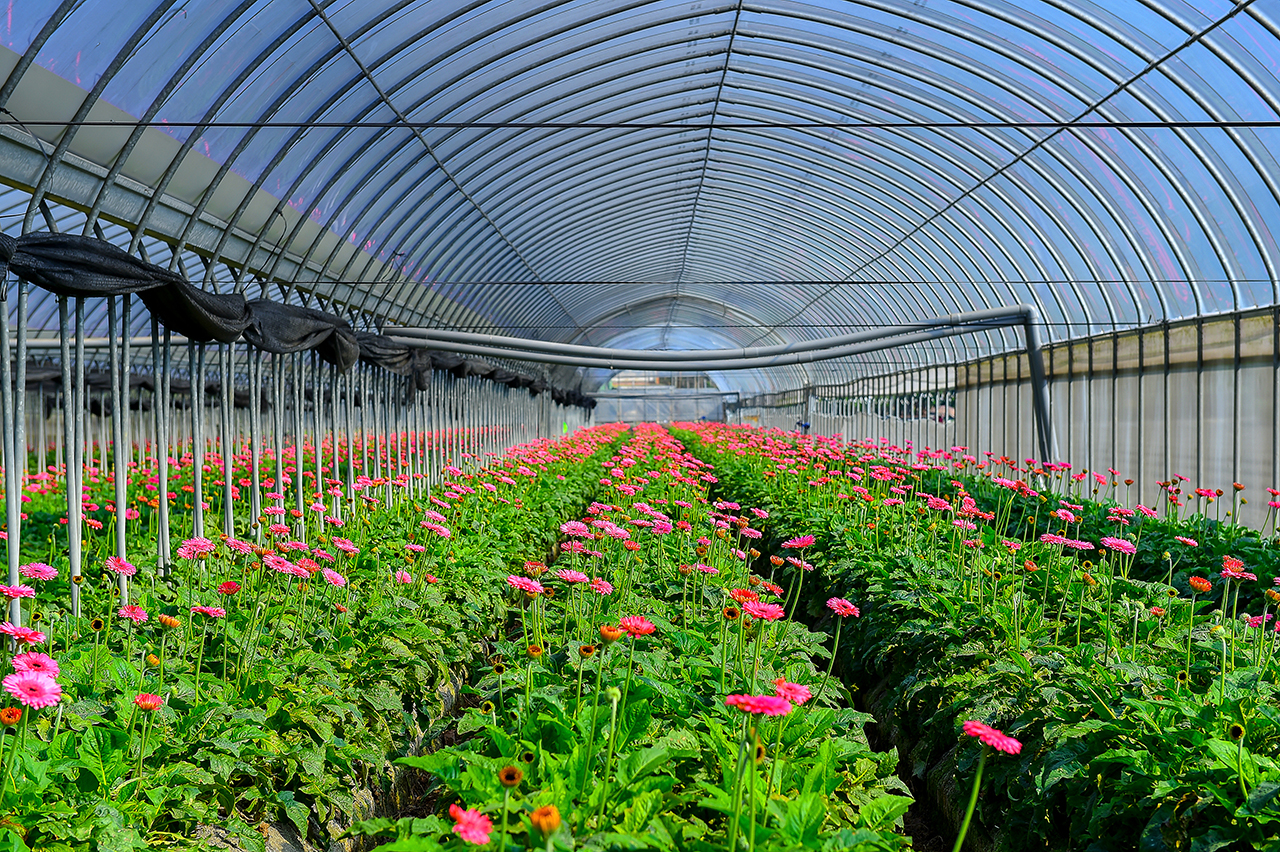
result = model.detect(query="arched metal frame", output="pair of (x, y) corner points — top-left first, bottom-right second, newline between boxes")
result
(0, 0), (1278, 397)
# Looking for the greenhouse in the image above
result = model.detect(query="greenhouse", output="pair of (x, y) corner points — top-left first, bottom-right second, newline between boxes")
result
(0, 0), (1277, 849)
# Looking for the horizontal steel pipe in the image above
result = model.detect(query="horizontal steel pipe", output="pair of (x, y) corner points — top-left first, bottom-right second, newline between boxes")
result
(388, 321), (1023, 371)
(387, 305), (1036, 361)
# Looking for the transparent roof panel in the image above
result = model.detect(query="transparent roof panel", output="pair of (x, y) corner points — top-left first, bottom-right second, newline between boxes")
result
(5, 0), (1280, 392)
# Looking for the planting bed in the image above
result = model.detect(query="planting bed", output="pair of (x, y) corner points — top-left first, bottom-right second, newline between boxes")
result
(678, 422), (1280, 852)
(3, 418), (1278, 851)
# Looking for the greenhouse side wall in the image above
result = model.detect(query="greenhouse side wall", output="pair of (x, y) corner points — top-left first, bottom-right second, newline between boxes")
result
(953, 310), (1280, 531)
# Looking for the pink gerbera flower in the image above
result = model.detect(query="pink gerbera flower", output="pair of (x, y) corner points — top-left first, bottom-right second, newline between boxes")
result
(104, 556), (137, 577)
(742, 601), (786, 622)
(190, 606), (226, 619)
(619, 615), (656, 636)
(827, 597), (860, 618)
(0, 623), (45, 645)
(3, 671), (61, 709)
(962, 720), (1022, 754)
(725, 694), (792, 716)
(507, 575), (545, 595)
(394, 570), (413, 584)
(11, 652), (59, 678)
(322, 568), (347, 587)
(590, 577), (613, 596)
(176, 537), (216, 560)
(782, 534), (815, 549)
(118, 605), (148, 624)
(0, 585), (34, 600)
(1174, 536), (1198, 547)
(449, 803), (492, 845)
(1100, 536), (1136, 556)
(18, 563), (56, 581)
(555, 569), (590, 584)
(773, 679), (812, 705)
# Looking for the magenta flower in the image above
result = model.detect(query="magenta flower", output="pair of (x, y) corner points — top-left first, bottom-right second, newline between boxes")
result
(619, 615), (656, 636)
(176, 537), (216, 560)
(1100, 536), (1137, 556)
(725, 694), (792, 716)
(0, 623), (45, 645)
(1175, 536), (1198, 547)
(782, 534), (815, 549)
(506, 575), (545, 595)
(743, 601), (786, 622)
(394, 570), (413, 585)
(11, 652), (59, 678)
(590, 577), (614, 596)
(104, 556), (137, 577)
(449, 803), (492, 845)
(827, 597), (860, 618)
(190, 606), (226, 619)
(322, 568), (347, 587)
(962, 720), (1022, 754)
(118, 605), (149, 624)
(773, 679), (812, 705)
(3, 671), (61, 709)
(0, 585), (34, 600)
(555, 569), (590, 584)
(17, 563), (56, 581)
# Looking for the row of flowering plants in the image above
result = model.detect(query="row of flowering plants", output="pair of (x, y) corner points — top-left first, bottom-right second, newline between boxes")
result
(350, 424), (917, 851)
(675, 422), (1280, 851)
(0, 424), (629, 851)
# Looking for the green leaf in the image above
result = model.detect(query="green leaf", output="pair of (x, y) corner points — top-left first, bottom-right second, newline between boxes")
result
(855, 794), (913, 832)
(276, 790), (310, 839)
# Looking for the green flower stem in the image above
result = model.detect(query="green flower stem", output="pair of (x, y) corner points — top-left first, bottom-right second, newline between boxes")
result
(748, 727), (759, 852)
(951, 746), (988, 852)
(594, 688), (622, 825)
(1182, 593), (1197, 694)
(193, 620), (209, 704)
(1236, 735), (1249, 802)
(498, 787), (510, 852)
(813, 617), (843, 704)
(576, 650), (608, 818)
(727, 718), (749, 852)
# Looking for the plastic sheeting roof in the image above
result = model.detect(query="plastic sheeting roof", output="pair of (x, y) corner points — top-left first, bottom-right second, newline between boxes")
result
(3, 0), (1280, 393)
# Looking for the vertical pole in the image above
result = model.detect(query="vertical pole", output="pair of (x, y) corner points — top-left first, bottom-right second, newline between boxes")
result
(1, 288), (20, 625)
(190, 342), (204, 539)
(107, 296), (128, 604)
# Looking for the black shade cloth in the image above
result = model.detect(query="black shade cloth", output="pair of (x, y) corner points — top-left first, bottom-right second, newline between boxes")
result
(2, 232), (184, 297)
(241, 300), (359, 371)
(138, 278), (251, 344)
(355, 332), (413, 375)
(1, 234), (591, 407)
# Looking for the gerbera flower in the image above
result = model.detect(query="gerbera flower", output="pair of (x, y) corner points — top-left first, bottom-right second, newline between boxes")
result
(506, 575), (545, 595)
(134, 693), (164, 711)
(742, 601), (785, 622)
(394, 570), (413, 584)
(962, 720), (1022, 754)
(0, 585), (34, 600)
(773, 679), (812, 705)
(781, 534), (815, 549)
(449, 803), (492, 845)
(118, 605), (148, 624)
(827, 597), (860, 618)
(619, 616), (656, 636)
(217, 581), (241, 595)
(11, 652), (59, 678)
(0, 623), (45, 645)
(1100, 536), (1136, 556)
(104, 556), (137, 577)
(18, 563), (56, 581)
(2, 671), (61, 709)
(322, 568), (347, 587)
(1189, 576), (1212, 593)
(725, 694), (792, 716)
(190, 606), (226, 619)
